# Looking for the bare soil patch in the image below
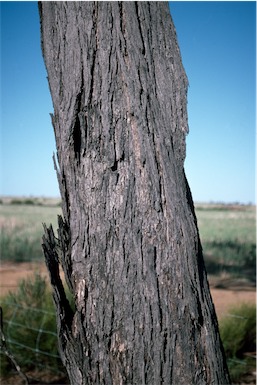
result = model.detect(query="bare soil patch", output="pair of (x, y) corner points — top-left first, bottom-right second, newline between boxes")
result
(0, 262), (255, 319)
(0, 262), (50, 297)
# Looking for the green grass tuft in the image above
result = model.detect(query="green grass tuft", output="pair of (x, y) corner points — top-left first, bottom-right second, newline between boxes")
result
(219, 303), (256, 383)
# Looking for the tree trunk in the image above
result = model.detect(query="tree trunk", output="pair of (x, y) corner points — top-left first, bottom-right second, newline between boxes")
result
(39, 2), (230, 384)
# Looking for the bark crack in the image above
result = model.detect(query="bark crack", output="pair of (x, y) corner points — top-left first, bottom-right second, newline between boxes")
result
(73, 93), (83, 161)
(153, 246), (163, 332)
(118, 2), (128, 57)
(88, 3), (98, 106)
(135, 2), (146, 56)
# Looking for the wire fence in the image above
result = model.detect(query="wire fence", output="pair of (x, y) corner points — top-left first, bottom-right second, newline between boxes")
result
(2, 300), (59, 358)
(0, 297), (255, 383)
(0, 299), (66, 378)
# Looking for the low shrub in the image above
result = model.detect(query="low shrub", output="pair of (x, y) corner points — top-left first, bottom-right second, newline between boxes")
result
(0, 274), (65, 378)
(219, 303), (256, 383)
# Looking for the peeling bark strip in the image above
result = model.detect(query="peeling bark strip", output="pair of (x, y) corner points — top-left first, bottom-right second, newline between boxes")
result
(39, 2), (230, 385)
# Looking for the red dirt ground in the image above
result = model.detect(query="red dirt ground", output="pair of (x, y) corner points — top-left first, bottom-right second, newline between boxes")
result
(0, 262), (255, 319)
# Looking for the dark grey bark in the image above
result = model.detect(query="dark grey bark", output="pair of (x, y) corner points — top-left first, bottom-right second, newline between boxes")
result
(40, 2), (230, 385)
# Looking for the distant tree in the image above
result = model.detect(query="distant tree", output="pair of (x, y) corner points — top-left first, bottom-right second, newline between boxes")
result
(40, 2), (231, 384)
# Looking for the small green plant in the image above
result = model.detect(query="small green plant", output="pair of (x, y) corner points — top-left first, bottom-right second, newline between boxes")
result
(0, 274), (65, 377)
(219, 303), (256, 383)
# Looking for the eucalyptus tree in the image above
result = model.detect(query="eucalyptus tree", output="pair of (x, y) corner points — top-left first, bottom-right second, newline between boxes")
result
(40, 2), (230, 384)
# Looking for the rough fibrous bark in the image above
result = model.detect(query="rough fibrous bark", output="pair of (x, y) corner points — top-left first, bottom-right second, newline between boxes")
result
(40, 2), (230, 384)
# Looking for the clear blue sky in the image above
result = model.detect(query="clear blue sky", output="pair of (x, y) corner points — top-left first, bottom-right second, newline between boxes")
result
(0, 1), (256, 203)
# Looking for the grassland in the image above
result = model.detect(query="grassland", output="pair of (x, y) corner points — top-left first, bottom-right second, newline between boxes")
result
(195, 203), (256, 284)
(0, 198), (61, 262)
(0, 198), (255, 384)
(0, 198), (255, 283)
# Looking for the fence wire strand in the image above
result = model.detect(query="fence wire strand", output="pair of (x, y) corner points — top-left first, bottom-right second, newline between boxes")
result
(0, 299), (63, 373)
